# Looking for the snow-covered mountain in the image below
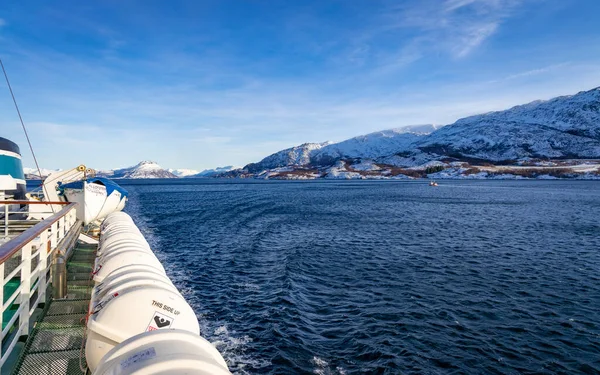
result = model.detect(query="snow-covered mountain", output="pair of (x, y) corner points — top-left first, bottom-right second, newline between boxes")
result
(99, 161), (177, 179)
(23, 167), (62, 179)
(245, 142), (330, 173)
(414, 87), (600, 161)
(311, 125), (439, 165)
(168, 168), (199, 177)
(231, 86), (600, 179)
(191, 166), (239, 177)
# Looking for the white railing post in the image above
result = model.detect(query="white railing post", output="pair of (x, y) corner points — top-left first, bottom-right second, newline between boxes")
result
(50, 222), (58, 249)
(0, 263), (4, 333)
(3, 205), (7, 238)
(19, 244), (32, 336)
(59, 216), (66, 240)
(38, 229), (49, 303)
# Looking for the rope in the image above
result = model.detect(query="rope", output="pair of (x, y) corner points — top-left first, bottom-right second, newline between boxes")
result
(0, 57), (55, 213)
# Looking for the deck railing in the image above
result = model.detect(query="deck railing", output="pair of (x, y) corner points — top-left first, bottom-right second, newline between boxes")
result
(0, 201), (79, 368)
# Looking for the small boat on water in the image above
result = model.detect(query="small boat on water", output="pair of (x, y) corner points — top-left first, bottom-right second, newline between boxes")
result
(429, 181), (439, 186)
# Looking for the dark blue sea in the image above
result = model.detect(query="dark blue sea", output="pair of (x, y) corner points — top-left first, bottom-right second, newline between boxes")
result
(118, 179), (600, 375)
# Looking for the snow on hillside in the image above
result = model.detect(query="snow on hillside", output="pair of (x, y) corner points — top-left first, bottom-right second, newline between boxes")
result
(23, 167), (62, 179)
(100, 161), (177, 179)
(454, 87), (600, 138)
(168, 168), (199, 177)
(311, 125), (438, 165)
(416, 87), (600, 161)
(228, 86), (600, 179)
(193, 166), (240, 177)
(245, 142), (330, 173)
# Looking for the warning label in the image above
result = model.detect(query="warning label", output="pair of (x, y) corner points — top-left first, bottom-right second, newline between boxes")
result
(146, 311), (174, 332)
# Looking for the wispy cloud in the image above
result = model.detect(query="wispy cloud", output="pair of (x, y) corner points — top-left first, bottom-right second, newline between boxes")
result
(487, 62), (572, 83)
(361, 0), (527, 68)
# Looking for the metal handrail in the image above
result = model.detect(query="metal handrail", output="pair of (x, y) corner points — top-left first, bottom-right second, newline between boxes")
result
(0, 201), (70, 205)
(0, 203), (77, 263)
(0, 202), (80, 369)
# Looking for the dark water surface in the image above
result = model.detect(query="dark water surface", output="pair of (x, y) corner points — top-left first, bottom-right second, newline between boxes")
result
(120, 179), (600, 374)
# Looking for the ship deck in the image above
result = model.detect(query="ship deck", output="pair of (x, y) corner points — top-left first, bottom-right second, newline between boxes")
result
(11, 242), (97, 375)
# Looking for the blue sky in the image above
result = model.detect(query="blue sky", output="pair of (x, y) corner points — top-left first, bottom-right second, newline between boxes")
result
(1, 0), (599, 171)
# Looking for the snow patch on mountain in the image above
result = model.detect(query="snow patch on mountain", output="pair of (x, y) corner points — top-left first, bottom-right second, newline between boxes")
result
(349, 160), (382, 171)
(168, 168), (199, 177)
(100, 161), (177, 179)
(324, 161), (363, 179)
(416, 87), (600, 161)
(311, 125), (439, 165)
(23, 167), (62, 179)
(193, 166), (240, 177)
(245, 142), (330, 173)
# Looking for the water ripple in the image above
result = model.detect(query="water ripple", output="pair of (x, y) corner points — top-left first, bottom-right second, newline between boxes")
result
(122, 180), (600, 374)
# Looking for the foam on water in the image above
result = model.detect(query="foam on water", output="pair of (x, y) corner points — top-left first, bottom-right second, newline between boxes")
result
(127, 194), (258, 373)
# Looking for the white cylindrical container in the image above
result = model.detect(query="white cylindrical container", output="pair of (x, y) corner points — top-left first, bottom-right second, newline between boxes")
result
(101, 227), (142, 239)
(95, 246), (155, 271)
(97, 242), (152, 261)
(93, 251), (166, 284)
(90, 279), (180, 318)
(101, 219), (135, 234)
(99, 233), (149, 254)
(99, 240), (151, 255)
(91, 265), (170, 302)
(100, 227), (144, 240)
(96, 269), (173, 293)
(101, 218), (135, 229)
(102, 221), (140, 231)
(92, 275), (179, 307)
(101, 212), (133, 227)
(94, 329), (231, 375)
(97, 264), (168, 286)
(86, 285), (200, 372)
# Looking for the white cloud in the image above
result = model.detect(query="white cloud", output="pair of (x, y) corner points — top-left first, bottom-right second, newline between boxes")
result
(453, 22), (499, 57)
(367, 0), (527, 64)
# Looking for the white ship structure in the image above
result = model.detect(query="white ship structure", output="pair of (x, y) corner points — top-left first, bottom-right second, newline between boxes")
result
(0, 136), (231, 375)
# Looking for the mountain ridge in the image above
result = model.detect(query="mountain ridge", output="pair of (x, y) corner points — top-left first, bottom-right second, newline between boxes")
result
(228, 86), (600, 179)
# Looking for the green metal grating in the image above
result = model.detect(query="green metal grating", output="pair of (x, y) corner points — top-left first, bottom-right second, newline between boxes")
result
(15, 350), (86, 375)
(28, 327), (85, 353)
(65, 285), (92, 301)
(12, 243), (97, 375)
(66, 264), (93, 273)
(67, 273), (92, 282)
(67, 280), (92, 287)
(36, 314), (86, 330)
(46, 301), (89, 316)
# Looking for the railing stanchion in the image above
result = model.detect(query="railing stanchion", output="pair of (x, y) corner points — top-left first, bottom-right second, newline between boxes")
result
(3, 204), (7, 238)
(0, 262), (4, 333)
(59, 216), (66, 239)
(38, 229), (49, 304)
(19, 243), (32, 337)
(50, 222), (58, 249)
